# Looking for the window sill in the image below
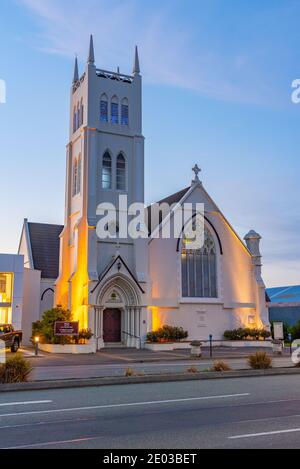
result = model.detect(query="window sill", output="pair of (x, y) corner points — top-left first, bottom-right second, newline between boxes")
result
(180, 298), (223, 304)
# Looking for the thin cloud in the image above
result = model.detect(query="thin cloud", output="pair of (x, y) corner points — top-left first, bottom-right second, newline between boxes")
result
(17, 0), (291, 105)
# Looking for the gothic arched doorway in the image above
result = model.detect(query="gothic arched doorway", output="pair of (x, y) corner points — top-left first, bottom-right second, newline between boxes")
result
(103, 308), (121, 343)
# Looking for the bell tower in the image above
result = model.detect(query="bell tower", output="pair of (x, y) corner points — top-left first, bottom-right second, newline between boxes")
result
(55, 36), (147, 340)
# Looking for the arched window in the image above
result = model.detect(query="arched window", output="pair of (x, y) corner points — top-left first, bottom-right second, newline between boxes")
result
(102, 152), (112, 189)
(100, 94), (108, 122)
(73, 107), (77, 133)
(121, 98), (129, 125)
(77, 103), (80, 129)
(80, 99), (84, 126)
(111, 96), (119, 124)
(116, 153), (126, 191)
(181, 228), (217, 298)
(73, 158), (78, 196)
(77, 155), (82, 194)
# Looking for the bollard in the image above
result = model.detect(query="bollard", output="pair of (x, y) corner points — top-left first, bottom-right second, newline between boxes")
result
(209, 334), (212, 358)
(35, 336), (39, 356)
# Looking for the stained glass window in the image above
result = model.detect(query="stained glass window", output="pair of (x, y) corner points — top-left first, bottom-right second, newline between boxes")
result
(116, 154), (126, 191)
(181, 228), (217, 298)
(102, 152), (112, 189)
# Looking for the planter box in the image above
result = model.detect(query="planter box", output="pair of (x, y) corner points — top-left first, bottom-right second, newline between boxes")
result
(145, 342), (191, 352)
(39, 342), (96, 354)
(145, 342), (175, 352)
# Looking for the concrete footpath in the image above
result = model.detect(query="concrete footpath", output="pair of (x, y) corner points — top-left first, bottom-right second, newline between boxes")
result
(0, 346), (297, 393)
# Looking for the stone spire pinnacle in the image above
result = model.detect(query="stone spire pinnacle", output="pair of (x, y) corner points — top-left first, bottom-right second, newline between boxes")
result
(73, 56), (79, 84)
(133, 45), (140, 75)
(87, 34), (95, 64)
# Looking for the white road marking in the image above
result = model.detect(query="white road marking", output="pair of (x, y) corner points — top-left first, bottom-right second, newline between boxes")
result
(0, 393), (250, 418)
(229, 427), (300, 440)
(0, 401), (52, 407)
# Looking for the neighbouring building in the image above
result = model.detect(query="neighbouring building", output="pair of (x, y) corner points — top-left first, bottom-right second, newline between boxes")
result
(267, 285), (300, 327)
(0, 254), (24, 330)
(18, 36), (270, 349)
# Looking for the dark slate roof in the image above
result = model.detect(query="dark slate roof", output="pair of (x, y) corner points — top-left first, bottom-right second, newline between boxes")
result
(147, 187), (190, 233)
(28, 223), (64, 279)
(267, 286), (300, 303)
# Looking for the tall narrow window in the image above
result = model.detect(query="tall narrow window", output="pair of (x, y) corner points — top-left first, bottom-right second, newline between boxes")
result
(181, 228), (217, 298)
(73, 159), (78, 196)
(111, 96), (119, 124)
(77, 155), (82, 194)
(100, 94), (108, 122)
(80, 99), (84, 126)
(77, 104), (80, 129)
(102, 152), (112, 189)
(121, 98), (129, 125)
(73, 107), (77, 133)
(116, 154), (126, 190)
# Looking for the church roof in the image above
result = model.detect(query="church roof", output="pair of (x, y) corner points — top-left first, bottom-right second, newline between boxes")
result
(147, 187), (190, 233)
(28, 223), (63, 279)
(267, 285), (300, 304)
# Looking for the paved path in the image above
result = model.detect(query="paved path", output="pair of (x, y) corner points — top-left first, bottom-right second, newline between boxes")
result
(29, 356), (294, 381)
(1, 374), (300, 448)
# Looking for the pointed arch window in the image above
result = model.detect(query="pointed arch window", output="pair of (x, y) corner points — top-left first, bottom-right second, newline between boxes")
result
(102, 152), (112, 189)
(121, 98), (129, 125)
(80, 99), (84, 126)
(73, 107), (77, 133)
(77, 103), (80, 130)
(100, 94), (108, 122)
(77, 154), (82, 194)
(111, 96), (119, 124)
(181, 228), (217, 298)
(116, 153), (126, 191)
(73, 158), (78, 197)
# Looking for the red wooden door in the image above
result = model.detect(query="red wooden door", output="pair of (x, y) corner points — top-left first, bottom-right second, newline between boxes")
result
(103, 309), (121, 343)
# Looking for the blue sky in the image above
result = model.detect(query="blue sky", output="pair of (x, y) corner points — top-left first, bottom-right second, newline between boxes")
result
(0, 0), (299, 287)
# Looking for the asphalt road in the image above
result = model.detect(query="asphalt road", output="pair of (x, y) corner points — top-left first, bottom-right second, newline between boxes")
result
(1, 375), (300, 448)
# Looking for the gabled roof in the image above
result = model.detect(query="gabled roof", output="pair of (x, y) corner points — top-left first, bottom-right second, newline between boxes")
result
(27, 223), (63, 279)
(91, 255), (145, 294)
(147, 187), (190, 233)
(267, 286), (300, 304)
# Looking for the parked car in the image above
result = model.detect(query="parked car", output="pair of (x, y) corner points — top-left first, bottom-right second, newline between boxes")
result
(0, 324), (22, 352)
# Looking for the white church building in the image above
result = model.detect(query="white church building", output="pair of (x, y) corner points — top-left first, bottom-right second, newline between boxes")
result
(17, 36), (269, 348)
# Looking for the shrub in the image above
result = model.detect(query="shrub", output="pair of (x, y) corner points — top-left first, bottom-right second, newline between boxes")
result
(211, 361), (231, 372)
(32, 307), (72, 345)
(223, 328), (271, 341)
(0, 355), (32, 383)
(146, 325), (188, 343)
(146, 331), (159, 343)
(289, 321), (300, 341)
(187, 366), (199, 374)
(76, 329), (93, 344)
(248, 352), (272, 370)
(124, 368), (136, 377)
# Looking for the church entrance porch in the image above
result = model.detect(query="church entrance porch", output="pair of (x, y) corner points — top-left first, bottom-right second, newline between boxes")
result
(103, 308), (121, 343)
(92, 274), (144, 351)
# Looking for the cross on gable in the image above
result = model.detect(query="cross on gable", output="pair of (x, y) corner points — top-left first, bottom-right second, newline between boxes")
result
(192, 164), (201, 182)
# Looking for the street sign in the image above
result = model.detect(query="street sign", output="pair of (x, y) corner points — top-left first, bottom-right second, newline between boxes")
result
(273, 322), (284, 340)
(54, 321), (79, 336)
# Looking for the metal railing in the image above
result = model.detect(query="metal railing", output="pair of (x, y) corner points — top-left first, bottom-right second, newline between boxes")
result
(122, 331), (142, 349)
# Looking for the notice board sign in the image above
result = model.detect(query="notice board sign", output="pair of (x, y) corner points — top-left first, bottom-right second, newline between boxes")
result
(54, 321), (79, 337)
(273, 322), (284, 340)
